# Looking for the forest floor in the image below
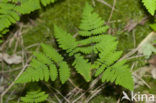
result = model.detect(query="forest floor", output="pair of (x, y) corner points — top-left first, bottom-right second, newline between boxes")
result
(0, 0), (156, 102)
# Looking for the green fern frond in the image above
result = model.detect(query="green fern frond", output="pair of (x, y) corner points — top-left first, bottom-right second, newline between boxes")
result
(21, 90), (48, 103)
(16, 43), (70, 84)
(0, 0), (55, 43)
(54, 25), (77, 53)
(79, 2), (107, 36)
(94, 44), (134, 90)
(73, 54), (91, 82)
(40, 0), (55, 6)
(59, 62), (70, 84)
(41, 43), (63, 63)
(0, 2), (19, 31)
(101, 60), (134, 90)
(17, 2), (134, 91)
(142, 0), (156, 15)
(15, 0), (41, 14)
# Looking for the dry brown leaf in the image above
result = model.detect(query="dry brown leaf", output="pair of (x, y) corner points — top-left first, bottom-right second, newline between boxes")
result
(0, 53), (22, 64)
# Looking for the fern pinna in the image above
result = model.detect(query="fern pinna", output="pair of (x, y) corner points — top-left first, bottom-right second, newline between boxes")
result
(0, 0), (55, 43)
(17, 3), (134, 100)
(21, 90), (48, 103)
(142, 0), (156, 15)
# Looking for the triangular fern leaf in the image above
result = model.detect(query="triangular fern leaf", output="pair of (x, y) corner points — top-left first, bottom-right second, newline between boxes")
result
(79, 2), (106, 36)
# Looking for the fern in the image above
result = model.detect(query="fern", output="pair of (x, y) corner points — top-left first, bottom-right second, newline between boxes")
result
(0, 0), (55, 43)
(17, 2), (134, 91)
(16, 43), (70, 84)
(73, 54), (92, 82)
(142, 0), (156, 15)
(79, 3), (109, 36)
(21, 90), (48, 103)
(94, 40), (134, 90)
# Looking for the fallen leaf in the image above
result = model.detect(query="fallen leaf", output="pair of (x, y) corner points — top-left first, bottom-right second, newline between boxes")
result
(0, 53), (22, 64)
(138, 32), (156, 58)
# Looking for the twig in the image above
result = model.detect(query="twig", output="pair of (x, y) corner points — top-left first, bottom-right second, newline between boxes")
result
(107, 0), (116, 24)
(96, 0), (113, 9)
(133, 73), (151, 89)
(85, 83), (105, 103)
(0, 64), (28, 103)
(0, 67), (21, 74)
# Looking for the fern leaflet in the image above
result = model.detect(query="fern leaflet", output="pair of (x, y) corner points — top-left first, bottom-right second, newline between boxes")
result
(142, 0), (156, 15)
(21, 90), (48, 103)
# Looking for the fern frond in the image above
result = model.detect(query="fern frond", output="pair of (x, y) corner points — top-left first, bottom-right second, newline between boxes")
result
(15, 0), (41, 14)
(79, 2), (107, 36)
(0, 2), (19, 31)
(54, 25), (77, 53)
(21, 90), (48, 103)
(40, 0), (55, 6)
(95, 48), (134, 90)
(16, 43), (70, 84)
(142, 0), (156, 15)
(73, 54), (91, 82)
(49, 63), (58, 81)
(59, 62), (70, 84)
(41, 43), (63, 63)
(0, 0), (55, 43)
(101, 60), (134, 90)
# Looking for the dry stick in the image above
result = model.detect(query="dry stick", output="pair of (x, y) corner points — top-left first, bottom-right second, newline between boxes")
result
(85, 83), (105, 103)
(72, 79), (104, 103)
(53, 94), (62, 103)
(107, 0), (116, 24)
(0, 67), (21, 74)
(96, 0), (113, 9)
(68, 79), (80, 89)
(0, 45), (34, 103)
(43, 82), (62, 103)
(119, 47), (139, 61)
(92, 0), (96, 6)
(86, 88), (102, 103)
(44, 82), (70, 103)
(51, 87), (70, 103)
(0, 64), (28, 103)
(133, 73), (151, 89)
(132, 30), (136, 48)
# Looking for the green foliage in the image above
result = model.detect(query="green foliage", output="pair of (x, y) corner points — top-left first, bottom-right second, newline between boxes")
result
(17, 2), (134, 91)
(16, 43), (70, 84)
(73, 54), (91, 82)
(0, 0), (55, 43)
(142, 0), (156, 15)
(150, 23), (156, 31)
(21, 90), (48, 103)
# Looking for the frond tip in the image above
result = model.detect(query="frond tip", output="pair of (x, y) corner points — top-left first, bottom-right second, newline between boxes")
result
(21, 90), (48, 103)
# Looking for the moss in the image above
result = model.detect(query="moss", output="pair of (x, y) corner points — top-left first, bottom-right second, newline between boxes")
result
(20, 0), (155, 102)
(23, 0), (151, 52)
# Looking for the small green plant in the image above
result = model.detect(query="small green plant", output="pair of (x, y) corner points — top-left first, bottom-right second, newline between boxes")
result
(21, 90), (48, 103)
(16, 3), (134, 102)
(0, 0), (55, 43)
(142, 0), (156, 15)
